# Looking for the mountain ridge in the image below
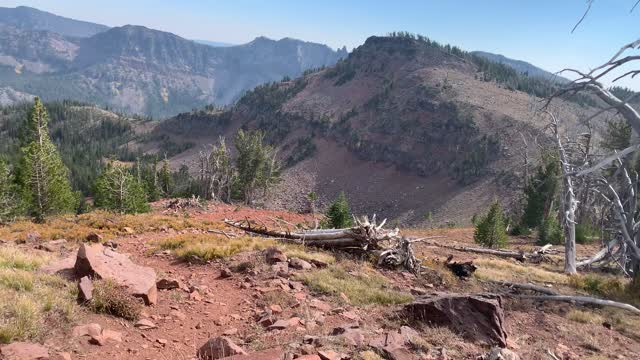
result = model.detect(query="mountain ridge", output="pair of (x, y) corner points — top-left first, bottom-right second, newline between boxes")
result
(0, 6), (109, 38)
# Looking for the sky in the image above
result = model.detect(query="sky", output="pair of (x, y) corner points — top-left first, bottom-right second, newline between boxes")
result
(1, 0), (639, 89)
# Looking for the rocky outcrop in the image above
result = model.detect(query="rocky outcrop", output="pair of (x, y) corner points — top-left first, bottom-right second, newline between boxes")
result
(197, 336), (247, 359)
(405, 293), (508, 347)
(74, 243), (157, 305)
(0, 342), (49, 359)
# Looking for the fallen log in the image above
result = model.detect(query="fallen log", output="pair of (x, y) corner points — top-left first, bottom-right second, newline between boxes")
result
(511, 294), (640, 315)
(576, 239), (619, 268)
(422, 240), (555, 263)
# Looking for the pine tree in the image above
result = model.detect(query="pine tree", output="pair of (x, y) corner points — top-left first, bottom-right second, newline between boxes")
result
(234, 129), (280, 204)
(16, 98), (77, 221)
(0, 159), (20, 223)
(158, 157), (173, 197)
(521, 153), (559, 229)
(474, 200), (508, 248)
(324, 192), (353, 229)
(94, 162), (149, 214)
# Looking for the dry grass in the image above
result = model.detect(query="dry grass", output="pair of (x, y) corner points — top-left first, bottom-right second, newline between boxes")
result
(566, 309), (604, 324)
(157, 234), (276, 261)
(473, 258), (568, 284)
(358, 351), (385, 360)
(296, 262), (413, 306)
(89, 279), (142, 321)
(0, 210), (218, 243)
(280, 244), (336, 265)
(0, 247), (76, 343)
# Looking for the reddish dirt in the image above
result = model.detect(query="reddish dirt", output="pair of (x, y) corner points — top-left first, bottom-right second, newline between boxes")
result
(19, 206), (640, 359)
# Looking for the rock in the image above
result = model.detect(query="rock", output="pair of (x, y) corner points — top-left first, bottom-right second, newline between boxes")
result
(296, 356), (321, 360)
(219, 268), (233, 279)
(72, 323), (102, 338)
(197, 337), (247, 360)
(190, 290), (203, 301)
(554, 344), (579, 360)
(289, 258), (312, 270)
(36, 239), (67, 252)
(269, 304), (283, 313)
(318, 350), (343, 360)
(157, 278), (182, 290)
(332, 326), (365, 347)
(78, 276), (93, 302)
(405, 293), (507, 347)
(309, 299), (331, 312)
(309, 258), (329, 268)
(221, 347), (285, 360)
(122, 227), (134, 234)
(223, 328), (238, 336)
(399, 326), (420, 343)
(74, 243), (157, 305)
(271, 262), (289, 277)
(134, 319), (157, 330)
(265, 247), (287, 264)
(487, 347), (521, 360)
(0, 342), (49, 359)
(89, 329), (122, 346)
(267, 319), (290, 331)
(170, 309), (187, 321)
(26, 232), (41, 243)
(85, 232), (103, 243)
(40, 255), (76, 275)
(103, 240), (118, 249)
(57, 352), (72, 360)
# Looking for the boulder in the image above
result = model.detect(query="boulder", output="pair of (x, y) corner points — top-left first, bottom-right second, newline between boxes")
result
(405, 293), (507, 347)
(85, 232), (103, 243)
(289, 258), (312, 270)
(197, 337), (247, 359)
(0, 342), (49, 359)
(487, 347), (521, 360)
(265, 247), (287, 264)
(78, 276), (93, 302)
(35, 239), (67, 252)
(220, 347), (285, 360)
(72, 323), (102, 338)
(74, 243), (157, 305)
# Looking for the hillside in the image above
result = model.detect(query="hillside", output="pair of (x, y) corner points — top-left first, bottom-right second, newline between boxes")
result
(154, 34), (603, 226)
(0, 7), (347, 117)
(472, 51), (569, 83)
(0, 6), (109, 38)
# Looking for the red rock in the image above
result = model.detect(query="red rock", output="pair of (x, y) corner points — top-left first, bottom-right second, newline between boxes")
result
(190, 290), (203, 301)
(296, 356), (321, 360)
(0, 342), (49, 359)
(72, 323), (102, 338)
(405, 293), (508, 347)
(267, 319), (289, 331)
(85, 232), (102, 243)
(74, 243), (157, 305)
(309, 299), (331, 312)
(265, 247), (287, 264)
(89, 329), (122, 346)
(170, 309), (187, 321)
(289, 258), (312, 270)
(197, 337), (247, 360)
(78, 276), (93, 302)
(318, 350), (342, 360)
(41, 254), (75, 275)
(223, 328), (238, 336)
(134, 319), (157, 330)
(57, 352), (72, 360)
(221, 347), (285, 360)
(269, 304), (283, 313)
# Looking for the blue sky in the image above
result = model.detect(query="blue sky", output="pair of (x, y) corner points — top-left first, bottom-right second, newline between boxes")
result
(2, 0), (639, 89)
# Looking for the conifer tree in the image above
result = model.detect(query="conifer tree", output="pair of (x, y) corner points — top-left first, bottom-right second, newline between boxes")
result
(94, 162), (149, 214)
(16, 98), (76, 221)
(0, 159), (20, 223)
(234, 129), (280, 204)
(324, 192), (353, 229)
(474, 200), (508, 248)
(158, 157), (173, 197)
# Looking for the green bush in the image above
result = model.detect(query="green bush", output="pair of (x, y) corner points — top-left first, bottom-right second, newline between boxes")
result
(575, 223), (598, 244)
(323, 192), (353, 229)
(538, 214), (563, 245)
(473, 200), (508, 249)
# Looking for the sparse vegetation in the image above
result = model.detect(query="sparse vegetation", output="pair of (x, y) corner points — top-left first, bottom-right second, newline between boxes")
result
(0, 247), (76, 343)
(566, 309), (604, 324)
(157, 234), (276, 261)
(89, 279), (142, 321)
(296, 263), (413, 305)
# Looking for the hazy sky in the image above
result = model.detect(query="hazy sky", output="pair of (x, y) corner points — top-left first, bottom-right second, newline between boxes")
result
(1, 0), (639, 89)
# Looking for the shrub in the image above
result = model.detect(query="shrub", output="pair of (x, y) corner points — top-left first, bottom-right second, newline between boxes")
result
(575, 223), (598, 244)
(89, 279), (142, 321)
(538, 213), (563, 245)
(324, 192), (353, 229)
(473, 200), (508, 248)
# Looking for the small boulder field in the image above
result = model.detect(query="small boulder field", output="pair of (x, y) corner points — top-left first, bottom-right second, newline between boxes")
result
(0, 201), (639, 360)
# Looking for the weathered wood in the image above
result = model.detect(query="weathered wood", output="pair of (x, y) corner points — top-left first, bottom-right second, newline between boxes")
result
(512, 294), (640, 315)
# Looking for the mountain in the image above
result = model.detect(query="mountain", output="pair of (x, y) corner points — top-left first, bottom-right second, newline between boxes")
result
(0, 6), (109, 38)
(152, 34), (602, 225)
(471, 51), (569, 83)
(194, 39), (235, 47)
(0, 10), (347, 117)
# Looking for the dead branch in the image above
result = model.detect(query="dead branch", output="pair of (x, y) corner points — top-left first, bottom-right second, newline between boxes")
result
(493, 280), (559, 295)
(422, 240), (554, 262)
(511, 294), (640, 315)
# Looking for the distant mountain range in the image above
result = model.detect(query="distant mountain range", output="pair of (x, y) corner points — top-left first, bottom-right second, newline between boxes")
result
(0, 6), (347, 117)
(194, 39), (236, 47)
(471, 51), (569, 83)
